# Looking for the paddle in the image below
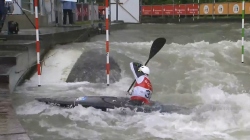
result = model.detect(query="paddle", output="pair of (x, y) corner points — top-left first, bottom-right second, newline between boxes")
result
(127, 37), (167, 93)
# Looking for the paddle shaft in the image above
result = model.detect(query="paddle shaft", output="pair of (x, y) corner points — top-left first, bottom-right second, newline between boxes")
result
(127, 59), (150, 93)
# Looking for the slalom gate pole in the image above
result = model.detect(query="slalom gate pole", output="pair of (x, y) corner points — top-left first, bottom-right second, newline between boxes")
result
(106, 0), (110, 86)
(34, 0), (41, 86)
(242, 0), (245, 63)
(193, 0), (194, 21)
(198, 0), (199, 19)
(178, 0), (180, 22)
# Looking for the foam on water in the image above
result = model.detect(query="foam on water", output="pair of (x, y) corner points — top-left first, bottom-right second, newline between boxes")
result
(15, 40), (250, 140)
(25, 43), (84, 86)
(16, 86), (250, 140)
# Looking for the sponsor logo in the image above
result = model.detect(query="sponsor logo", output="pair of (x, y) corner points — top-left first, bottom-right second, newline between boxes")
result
(204, 5), (209, 14)
(218, 4), (223, 14)
(233, 4), (239, 13)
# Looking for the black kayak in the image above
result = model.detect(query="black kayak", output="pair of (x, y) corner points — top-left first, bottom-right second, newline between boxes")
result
(35, 96), (190, 114)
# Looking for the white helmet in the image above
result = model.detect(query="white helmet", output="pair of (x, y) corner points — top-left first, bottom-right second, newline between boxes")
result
(138, 66), (150, 75)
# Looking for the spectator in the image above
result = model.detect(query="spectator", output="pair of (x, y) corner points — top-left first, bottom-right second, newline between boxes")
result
(0, 0), (6, 33)
(71, 1), (76, 24)
(5, 0), (14, 14)
(0, 0), (5, 16)
(61, 0), (75, 25)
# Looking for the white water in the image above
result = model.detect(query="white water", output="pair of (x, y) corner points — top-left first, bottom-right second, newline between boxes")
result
(27, 43), (84, 85)
(14, 38), (250, 140)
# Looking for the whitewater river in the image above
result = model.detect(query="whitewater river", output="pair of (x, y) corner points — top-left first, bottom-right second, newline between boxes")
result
(12, 23), (250, 140)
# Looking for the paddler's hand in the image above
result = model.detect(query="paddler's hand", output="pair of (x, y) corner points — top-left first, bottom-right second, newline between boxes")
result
(133, 62), (143, 71)
(127, 90), (133, 95)
(134, 62), (142, 67)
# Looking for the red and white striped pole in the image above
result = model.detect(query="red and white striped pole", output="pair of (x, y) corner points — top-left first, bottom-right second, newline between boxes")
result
(105, 0), (110, 86)
(34, 0), (41, 86)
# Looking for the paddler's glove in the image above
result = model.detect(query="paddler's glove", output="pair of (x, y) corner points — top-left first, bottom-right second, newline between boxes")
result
(134, 62), (142, 68)
(128, 89), (133, 95)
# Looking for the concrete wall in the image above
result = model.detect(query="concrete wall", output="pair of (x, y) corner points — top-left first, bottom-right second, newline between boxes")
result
(0, 23), (127, 93)
(2, 14), (49, 30)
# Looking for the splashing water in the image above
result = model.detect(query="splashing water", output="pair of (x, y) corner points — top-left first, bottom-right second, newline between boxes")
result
(13, 23), (250, 140)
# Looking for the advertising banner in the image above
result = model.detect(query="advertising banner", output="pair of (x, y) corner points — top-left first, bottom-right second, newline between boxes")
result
(245, 2), (250, 14)
(76, 3), (89, 21)
(152, 5), (163, 15)
(163, 5), (175, 15)
(214, 3), (228, 15)
(174, 4), (186, 15)
(228, 2), (242, 15)
(142, 5), (152, 15)
(186, 4), (199, 15)
(131, 2), (250, 16)
(199, 4), (213, 15)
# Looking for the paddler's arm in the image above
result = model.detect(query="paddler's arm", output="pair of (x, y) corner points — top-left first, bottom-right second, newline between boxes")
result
(130, 62), (144, 81)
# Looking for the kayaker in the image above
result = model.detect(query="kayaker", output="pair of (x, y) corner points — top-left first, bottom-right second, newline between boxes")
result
(129, 62), (153, 105)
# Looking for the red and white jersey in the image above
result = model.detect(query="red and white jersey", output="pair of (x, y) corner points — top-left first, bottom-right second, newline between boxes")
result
(129, 62), (153, 104)
(130, 75), (153, 104)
